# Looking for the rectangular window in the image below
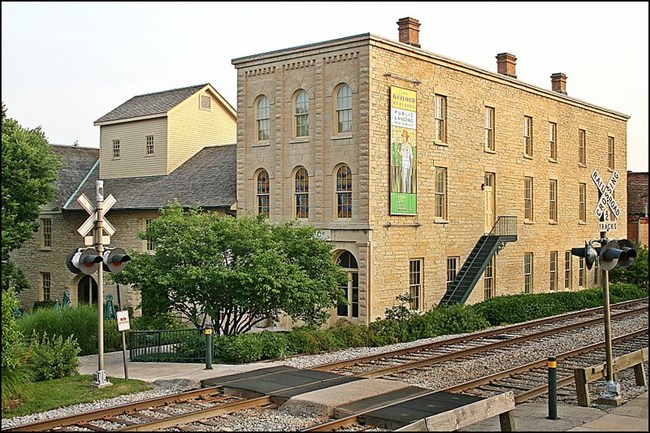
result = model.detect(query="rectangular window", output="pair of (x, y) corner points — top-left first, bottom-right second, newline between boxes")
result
(483, 256), (495, 300)
(608, 136), (615, 169)
(434, 95), (447, 142)
(524, 116), (533, 157)
(41, 272), (51, 301)
(549, 251), (558, 291)
(409, 259), (422, 311)
(549, 179), (558, 222)
(579, 183), (587, 222)
(337, 272), (359, 318)
(200, 94), (212, 110)
(435, 167), (447, 219)
(549, 122), (558, 160)
(593, 261), (600, 285)
(524, 253), (533, 294)
(579, 257), (586, 287)
(484, 106), (495, 151)
(146, 135), (154, 155)
(41, 218), (52, 248)
(564, 251), (572, 289)
(145, 219), (155, 251)
(112, 139), (120, 159)
(524, 177), (534, 221)
(446, 256), (459, 287)
(578, 129), (586, 165)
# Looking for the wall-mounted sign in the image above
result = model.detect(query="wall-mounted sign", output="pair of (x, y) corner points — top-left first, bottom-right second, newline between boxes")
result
(390, 86), (417, 215)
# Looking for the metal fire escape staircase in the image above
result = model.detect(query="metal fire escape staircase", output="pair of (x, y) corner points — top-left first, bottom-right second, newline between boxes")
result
(439, 216), (518, 306)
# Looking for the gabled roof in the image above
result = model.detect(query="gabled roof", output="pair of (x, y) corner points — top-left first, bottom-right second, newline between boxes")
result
(63, 144), (236, 212)
(93, 83), (210, 125)
(49, 145), (100, 209)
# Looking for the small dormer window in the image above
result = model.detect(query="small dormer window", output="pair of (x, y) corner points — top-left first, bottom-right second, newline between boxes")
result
(200, 94), (211, 110)
(112, 139), (120, 159)
(146, 135), (154, 155)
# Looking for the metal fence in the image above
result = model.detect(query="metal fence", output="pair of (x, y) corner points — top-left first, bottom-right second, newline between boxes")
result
(128, 328), (206, 362)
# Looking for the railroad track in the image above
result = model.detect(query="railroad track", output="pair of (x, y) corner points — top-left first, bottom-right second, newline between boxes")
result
(5, 298), (647, 432)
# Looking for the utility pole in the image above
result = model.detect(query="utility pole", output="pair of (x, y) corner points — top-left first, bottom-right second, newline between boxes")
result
(93, 180), (111, 388)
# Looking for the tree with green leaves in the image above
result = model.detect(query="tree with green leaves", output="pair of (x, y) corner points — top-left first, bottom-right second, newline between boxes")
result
(610, 244), (648, 288)
(112, 201), (348, 335)
(1, 103), (61, 292)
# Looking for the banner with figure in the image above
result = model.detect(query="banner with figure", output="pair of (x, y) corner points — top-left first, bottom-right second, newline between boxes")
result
(390, 86), (417, 215)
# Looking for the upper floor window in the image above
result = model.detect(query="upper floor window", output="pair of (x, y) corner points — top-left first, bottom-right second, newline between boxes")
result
(256, 96), (270, 141)
(294, 90), (309, 138)
(146, 135), (154, 155)
(549, 179), (558, 223)
(336, 84), (352, 133)
(524, 176), (534, 221)
(607, 136), (615, 169)
(524, 116), (533, 157)
(549, 122), (558, 160)
(409, 258), (422, 311)
(256, 170), (270, 218)
(484, 106), (495, 151)
(112, 139), (121, 159)
(294, 167), (309, 219)
(434, 95), (447, 142)
(435, 166), (448, 219)
(579, 183), (587, 222)
(578, 129), (586, 165)
(200, 94), (211, 110)
(41, 218), (52, 248)
(336, 165), (352, 218)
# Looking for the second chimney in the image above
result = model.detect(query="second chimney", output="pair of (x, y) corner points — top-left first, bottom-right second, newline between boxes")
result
(551, 73), (567, 94)
(397, 17), (420, 48)
(496, 53), (517, 78)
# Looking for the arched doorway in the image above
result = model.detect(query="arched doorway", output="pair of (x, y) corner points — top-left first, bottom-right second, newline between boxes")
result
(336, 250), (359, 319)
(77, 275), (98, 305)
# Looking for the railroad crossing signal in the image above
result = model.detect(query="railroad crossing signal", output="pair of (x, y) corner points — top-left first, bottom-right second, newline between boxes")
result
(66, 248), (103, 275)
(591, 170), (620, 231)
(77, 193), (116, 245)
(571, 241), (598, 270)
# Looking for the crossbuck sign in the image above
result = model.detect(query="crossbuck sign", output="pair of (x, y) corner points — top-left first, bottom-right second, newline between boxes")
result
(591, 169), (620, 232)
(77, 193), (116, 245)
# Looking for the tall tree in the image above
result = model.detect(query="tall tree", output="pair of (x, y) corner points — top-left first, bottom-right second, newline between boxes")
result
(112, 201), (348, 334)
(1, 103), (61, 291)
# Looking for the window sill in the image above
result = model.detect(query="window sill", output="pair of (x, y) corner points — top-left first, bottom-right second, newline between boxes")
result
(434, 140), (448, 147)
(523, 154), (533, 160)
(578, 220), (587, 225)
(434, 218), (449, 225)
(331, 132), (353, 141)
(549, 220), (558, 225)
(290, 137), (310, 144)
(39, 247), (52, 252)
(252, 141), (270, 148)
(524, 219), (534, 225)
(112, 157), (121, 160)
(484, 148), (496, 154)
(607, 167), (615, 172)
(145, 154), (155, 157)
(578, 163), (586, 168)
(548, 157), (558, 163)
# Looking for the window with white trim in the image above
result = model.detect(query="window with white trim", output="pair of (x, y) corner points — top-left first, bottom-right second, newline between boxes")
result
(409, 259), (422, 311)
(294, 90), (309, 138)
(549, 179), (558, 223)
(200, 94), (212, 110)
(336, 165), (352, 218)
(435, 167), (448, 219)
(256, 170), (270, 218)
(524, 116), (533, 157)
(484, 106), (495, 151)
(256, 96), (270, 141)
(146, 135), (154, 155)
(294, 167), (309, 219)
(549, 122), (558, 160)
(112, 139), (120, 159)
(337, 251), (359, 318)
(434, 95), (447, 142)
(564, 251), (572, 289)
(578, 129), (586, 165)
(336, 84), (352, 133)
(524, 252), (533, 294)
(41, 272), (51, 301)
(41, 218), (52, 248)
(549, 251), (558, 291)
(524, 176), (534, 221)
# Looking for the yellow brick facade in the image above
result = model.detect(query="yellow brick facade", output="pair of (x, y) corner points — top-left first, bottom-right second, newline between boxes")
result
(233, 33), (629, 325)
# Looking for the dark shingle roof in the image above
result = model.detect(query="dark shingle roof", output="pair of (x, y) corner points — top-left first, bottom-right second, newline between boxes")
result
(94, 84), (209, 124)
(49, 145), (100, 208)
(64, 144), (236, 212)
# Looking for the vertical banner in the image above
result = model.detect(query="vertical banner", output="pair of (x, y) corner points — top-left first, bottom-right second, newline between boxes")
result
(390, 86), (417, 215)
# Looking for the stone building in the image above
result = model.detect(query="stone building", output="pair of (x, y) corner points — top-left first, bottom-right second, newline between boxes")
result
(231, 17), (630, 325)
(627, 171), (648, 247)
(11, 83), (237, 312)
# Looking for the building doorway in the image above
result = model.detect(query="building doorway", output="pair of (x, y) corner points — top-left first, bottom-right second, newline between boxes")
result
(484, 172), (495, 233)
(77, 275), (98, 305)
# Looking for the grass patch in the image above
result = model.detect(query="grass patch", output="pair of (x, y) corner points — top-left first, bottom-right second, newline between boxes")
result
(2, 374), (153, 418)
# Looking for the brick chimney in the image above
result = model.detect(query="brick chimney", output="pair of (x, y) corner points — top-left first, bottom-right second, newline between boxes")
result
(551, 73), (567, 95)
(397, 17), (420, 48)
(496, 53), (517, 78)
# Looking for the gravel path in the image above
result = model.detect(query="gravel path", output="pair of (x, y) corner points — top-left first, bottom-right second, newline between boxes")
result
(2, 312), (647, 431)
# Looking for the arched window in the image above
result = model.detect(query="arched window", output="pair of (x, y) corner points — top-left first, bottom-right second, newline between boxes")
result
(294, 90), (309, 138)
(337, 251), (359, 318)
(294, 167), (309, 219)
(336, 165), (352, 218)
(256, 170), (270, 217)
(336, 84), (352, 133)
(256, 96), (270, 141)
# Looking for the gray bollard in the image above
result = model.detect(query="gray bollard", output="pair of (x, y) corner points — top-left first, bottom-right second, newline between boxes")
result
(547, 356), (558, 420)
(204, 325), (213, 370)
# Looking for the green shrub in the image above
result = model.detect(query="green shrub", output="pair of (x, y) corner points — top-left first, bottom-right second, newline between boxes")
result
(2, 366), (34, 411)
(2, 289), (32, 409)
(256, 331), (292, 359)
(424, 304), (490, 336)
(286, 326), (323, 355)
(32, 300), (57, 311)
(25, 331), (81, 381)
(328, 320), (373, 348)
(131, 312), (182, 331)
(218, 333), (264, 363)
(609, 283), (649, 302)
(610, 245), (648, 288)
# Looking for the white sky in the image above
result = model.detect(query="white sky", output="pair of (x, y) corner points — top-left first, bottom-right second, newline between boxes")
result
(2, 1), (648, 172)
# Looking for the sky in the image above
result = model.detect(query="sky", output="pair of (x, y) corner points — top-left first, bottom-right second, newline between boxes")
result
(2, 1), (648, 172)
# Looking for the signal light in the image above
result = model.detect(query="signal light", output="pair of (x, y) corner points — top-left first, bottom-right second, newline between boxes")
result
(102, 248), (131, 273)
(65, 248), (102, 275)
(571, 241), (598, 270)
(599, 239), (637, 271)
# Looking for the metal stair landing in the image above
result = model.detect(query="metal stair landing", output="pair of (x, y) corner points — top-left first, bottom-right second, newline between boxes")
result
(439, 216), (517, 306)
